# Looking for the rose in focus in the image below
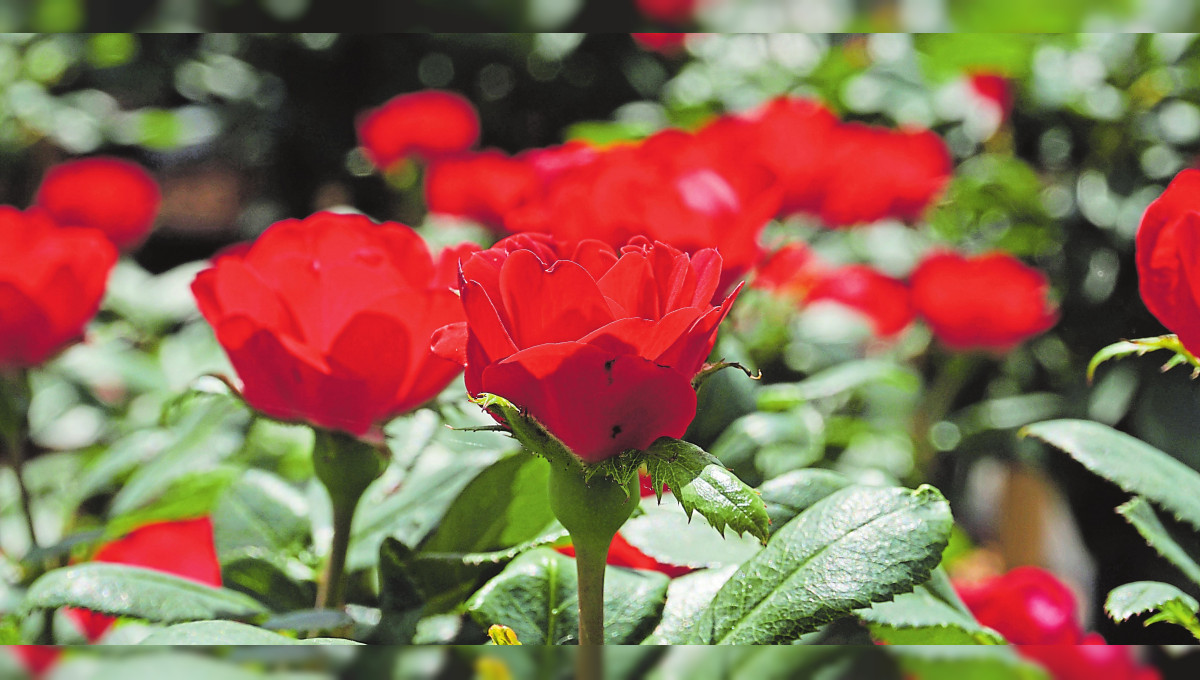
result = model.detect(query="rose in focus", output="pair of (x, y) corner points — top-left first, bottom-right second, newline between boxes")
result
(0, 208), (117, 369)
(192, 212), (474, 437)
(434, 234), (738, 463)
(1136, 168), (1200, 356)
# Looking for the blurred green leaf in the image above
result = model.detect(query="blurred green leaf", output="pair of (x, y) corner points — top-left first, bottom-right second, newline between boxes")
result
(642, 565), (738, 645)
(757, 360), (919, 411)
(213, 469), (309, 559)
(858, 584), (1004, 644)
(139, 620), (358, 645)
(892, 645), (1048, 680)
(1024, 419), (1200, 531)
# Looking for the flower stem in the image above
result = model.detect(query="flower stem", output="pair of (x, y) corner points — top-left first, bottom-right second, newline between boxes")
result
(0, 370), (37, 551)
(312, 429), (386, 610)
(546, 462), (638, 651)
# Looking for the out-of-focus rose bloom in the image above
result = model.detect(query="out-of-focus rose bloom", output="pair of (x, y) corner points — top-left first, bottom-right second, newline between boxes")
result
(632, 33), (690, 52)
(9, 646), (61, 679)
(426, 151), (539, 232)
(635, 0), (697, 24)
(1136, 169), (1200, 355)
(968, 72), (1014, 123)
(356, 90), (480, 170)
(35, 157), (161, 251)
(910, 250), (1057, 352)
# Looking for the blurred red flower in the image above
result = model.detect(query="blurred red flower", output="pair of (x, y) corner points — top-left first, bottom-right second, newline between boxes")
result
(968, 72), (1014, 123)
(632, 33), (690, 52)
(955, 566), (1082, 645)
(356, 90), (480, 170)
(910, 251), (1057, 351)
(192, 212), (473, 437)
(433, 234), (737, 463)
(35, 157), (161, 251)
(426, 150), (539, 231)
(67, 518), (221, 642)
(814, 124), (952, 227)
(955, 567), (1161, 680)
(635, 0), (696, 24)
(1136, 168), (1200, 356)
(506, 129), (779, 293)
(753, 244), (913, 337)
(0, 207), (117, 369)
(9, 646), (61, 679)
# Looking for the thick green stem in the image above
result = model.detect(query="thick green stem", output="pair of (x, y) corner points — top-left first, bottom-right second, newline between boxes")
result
(312, 429), (386, 610)
(547, 462), (639, 651)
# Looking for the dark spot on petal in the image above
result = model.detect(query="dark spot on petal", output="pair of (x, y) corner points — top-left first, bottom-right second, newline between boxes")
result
(611, 424), (622, 439)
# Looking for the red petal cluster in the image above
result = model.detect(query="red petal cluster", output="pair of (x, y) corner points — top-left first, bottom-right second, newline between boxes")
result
(434, 234), (736, 463)
(700, 97), (952, 226)
(1136, 169), (1200, 355)
(192, 212), (474, 436)
(955, 567), (1160, 680)
(426, 96), (948, 293)
(969, 72), (1015, 123)
(67, 518), (221, 643)
(753, 243), (914, 337)
(0, 208), (117, 369)
(35, 157), (161, 251)
(356, 90), (480, 170)
(911, 251), (1058, 351)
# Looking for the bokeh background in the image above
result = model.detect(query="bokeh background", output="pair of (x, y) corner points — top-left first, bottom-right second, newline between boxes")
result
(2, 34), (1200, 667)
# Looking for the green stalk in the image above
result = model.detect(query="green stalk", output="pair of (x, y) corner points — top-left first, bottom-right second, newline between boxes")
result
(312, 429), (386, 610)
(547, 462), (638, 654)
(0, 369), (37, 550)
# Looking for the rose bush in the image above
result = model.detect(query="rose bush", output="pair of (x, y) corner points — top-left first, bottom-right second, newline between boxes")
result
(34, 157), (161, 251)
(0, 207), (117, 369)
(1136, 168), (1200, 355)
(911, 250), (1058, 351)
(356, 90), (480, 170)
(192, 211), (474, 437)
(433, 233), (737, 463)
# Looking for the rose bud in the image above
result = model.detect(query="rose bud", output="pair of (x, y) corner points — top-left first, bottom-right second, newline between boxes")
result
(35, 157), (161, 251)
(0, 207), (117, 369)
(433, 234), (738, 463)
(911, 250), (1058, 352)
(192, 212), (474, 437)
(356, 90), (480, 171)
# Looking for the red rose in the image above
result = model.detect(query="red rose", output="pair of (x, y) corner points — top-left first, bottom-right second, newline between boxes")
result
(192, 212), (473, 436)
(815, 124), (952, 227)
(506, 129), (779, 294)
(425, 150), (539, 232)
(1020, 634), (1162, 680)
(1136, 169), (1200, 355)
(356, 90), (480, 170)
(808, 265), (914, 337)
(955, 566), (1083, 645)
(753, 244), (913, 337)
(433, 234), (737, 463)
(910, 251), (1057, 351)
(34, 157), (161, 251)
(0, 207), (117, 369)
(9, 647), (61, 679)
(699, 97), (839, 217)
(67, 518), (221, 642)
